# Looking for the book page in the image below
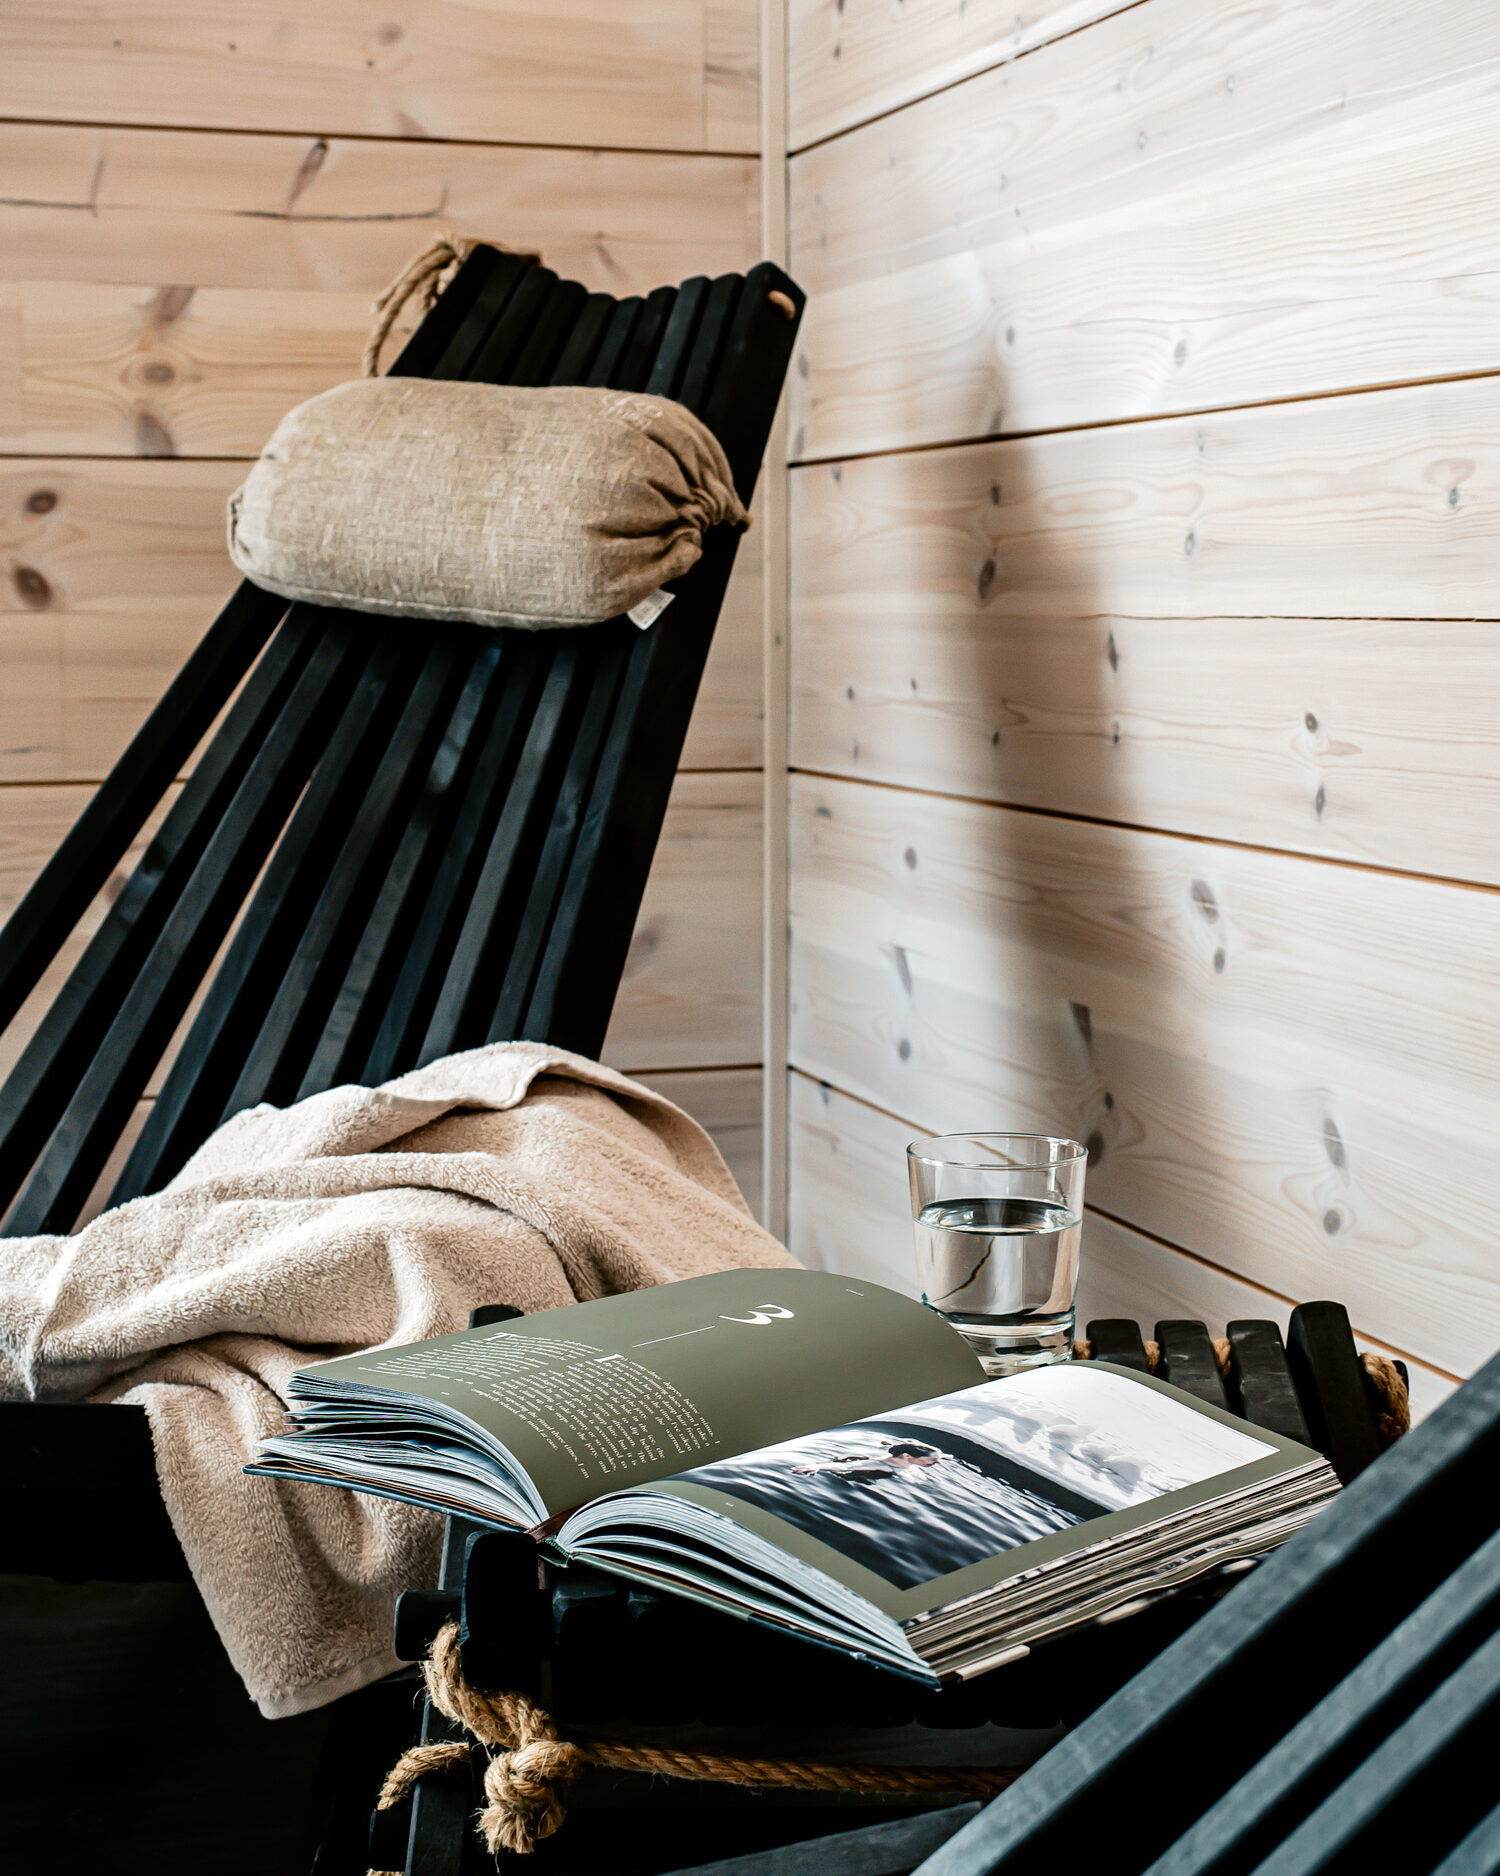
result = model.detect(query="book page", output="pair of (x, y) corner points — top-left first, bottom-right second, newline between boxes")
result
(301, 1268), (985, 1518)
(597, 1361), (1302, 1617)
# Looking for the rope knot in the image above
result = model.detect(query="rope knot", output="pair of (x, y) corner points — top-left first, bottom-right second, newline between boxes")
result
(480, 1738), (581, 1854)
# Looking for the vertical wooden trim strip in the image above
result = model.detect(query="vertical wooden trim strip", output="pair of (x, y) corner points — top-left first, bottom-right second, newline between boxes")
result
(760, 0), (791, 1234)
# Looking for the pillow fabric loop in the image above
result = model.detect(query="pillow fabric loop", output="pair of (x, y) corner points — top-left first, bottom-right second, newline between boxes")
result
(226, 378), (750, 631)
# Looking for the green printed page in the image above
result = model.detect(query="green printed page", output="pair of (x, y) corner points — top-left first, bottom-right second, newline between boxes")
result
(301, 1268), (984, 1518)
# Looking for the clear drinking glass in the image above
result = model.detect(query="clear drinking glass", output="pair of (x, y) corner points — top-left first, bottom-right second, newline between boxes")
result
(908, 1133), (1086, 1375)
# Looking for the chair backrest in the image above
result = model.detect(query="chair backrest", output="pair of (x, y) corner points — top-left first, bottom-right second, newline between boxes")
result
(0, 248), (803, 1236)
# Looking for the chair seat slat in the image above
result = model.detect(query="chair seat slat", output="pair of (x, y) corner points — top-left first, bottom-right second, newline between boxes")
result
(217, 634), (472, 1116)
(360, 641), (549, 1084)
(645, 275), (710, 400)
(0, 614), (316, 1222)
(7, 622), (369, 1233)
(551, 292), (620, 386)
(487, 629), (634, 1046)
(391, 246), (519, 381)
(585, 297), (644, 388)
(0, 583), (282, 1037)
(297, 642), (506, 1099)
(419, 640), (590, 1063)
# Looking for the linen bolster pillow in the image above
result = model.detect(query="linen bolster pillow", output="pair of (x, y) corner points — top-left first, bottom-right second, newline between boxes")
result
(226, 378), (750, 630)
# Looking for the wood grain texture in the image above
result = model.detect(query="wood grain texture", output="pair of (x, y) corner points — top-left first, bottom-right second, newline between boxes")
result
(0, 459), (242, 785)
(0, 123), (759, 299)
(788, 0), (1134, 151)
(790, 380), (1500, 623)
(792, 0), (1500, 300)
(787, 1069), (1453, 1418)
(602, 769), (762, 1073)
(790, 59), (1500, 457)
(0, 282), (386, 458)
(0, 0), (758, 153)
(636, 1066), (764, 1218)
(0, 460), (760, 779)
(791, 587), (1500, 886)
(787, 774), (1500, 1376)
(790, 0), (1500, 453)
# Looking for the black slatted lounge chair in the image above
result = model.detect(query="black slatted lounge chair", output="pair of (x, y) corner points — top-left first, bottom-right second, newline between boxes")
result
(0, 246), (803, 1873)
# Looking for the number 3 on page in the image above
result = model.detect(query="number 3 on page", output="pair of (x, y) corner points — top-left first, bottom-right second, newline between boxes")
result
(717, 1304), (796, 1326)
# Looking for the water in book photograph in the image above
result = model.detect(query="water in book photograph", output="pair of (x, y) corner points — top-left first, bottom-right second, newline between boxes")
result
(674, 1364), (1275, 1593)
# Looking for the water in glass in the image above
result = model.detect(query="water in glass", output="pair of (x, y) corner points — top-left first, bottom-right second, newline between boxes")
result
(914, 1191), (1081, 1375)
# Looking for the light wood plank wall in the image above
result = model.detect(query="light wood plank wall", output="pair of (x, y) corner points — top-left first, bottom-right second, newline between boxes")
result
(780, 0), (1500, 1405)
(0, 4), (765, 1212)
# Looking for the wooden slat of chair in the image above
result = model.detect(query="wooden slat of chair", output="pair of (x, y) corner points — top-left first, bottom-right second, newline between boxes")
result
(357, 639), (551, 1083)
(617, 284), (679, 391)
(462, 262), (562, 382)
(1250, 1626), (1500, 1875)
(552, 292), (621, 384)
(6, 619), (371, 1234)
(0, 585), (284, 1038)
(907, 1353), (1500, 1876)
(0, 614), (314, 1219)
(391, 248), (536, 383)
(1286, 1302), (1382, 1485)
(294, 642), (509, 1097)
(1139, 1521), (1500, 1876)
(1154, 1320), (1229, 1409)
(215, 634), (474, 1114)
(107, 626), (429, 1198)
(1225, 1320), (1313, 1446)
(1085, 1319), (1152, 1373)
(585, 296), (646, 387)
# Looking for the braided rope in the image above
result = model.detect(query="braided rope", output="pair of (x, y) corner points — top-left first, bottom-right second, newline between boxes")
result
(367, 1622), (1017, 1866)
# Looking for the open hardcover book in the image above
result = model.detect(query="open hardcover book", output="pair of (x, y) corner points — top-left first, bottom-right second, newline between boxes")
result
(251, 1270), (1340, 1684)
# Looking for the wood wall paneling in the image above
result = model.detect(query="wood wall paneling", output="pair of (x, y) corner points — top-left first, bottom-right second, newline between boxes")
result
(0, 126), (759, 296)
(789, 382), (1500, 626)
(0, 459), (242, 785)
(787, 773), (1500, 1377)
(0, 127), (760, 452)
(790, 0), (1500, 455)
(602, 769), (762, 1073)
(787, 1070), (1454, 1420)
(790, 439), (1500, 880)
(788, 0), (1136, 150)
(791, 0), (1500, 297)
(0, 1), (758, 153)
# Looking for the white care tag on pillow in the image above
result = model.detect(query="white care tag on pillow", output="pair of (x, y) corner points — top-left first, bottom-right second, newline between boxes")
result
(627, 588), (675, 630)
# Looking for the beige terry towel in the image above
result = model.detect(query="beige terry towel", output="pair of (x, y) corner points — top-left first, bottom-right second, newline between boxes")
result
(0, 1043), (794, 1718)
